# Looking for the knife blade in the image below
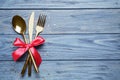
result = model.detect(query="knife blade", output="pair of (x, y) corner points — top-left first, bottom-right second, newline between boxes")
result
(29, 12), (34, 42)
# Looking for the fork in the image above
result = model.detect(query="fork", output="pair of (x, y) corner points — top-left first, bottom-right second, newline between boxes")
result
(21, 14), (46, 76)
(36, 14), (46, 36)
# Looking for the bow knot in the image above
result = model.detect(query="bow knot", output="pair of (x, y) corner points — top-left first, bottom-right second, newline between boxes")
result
(25, 44), (32, 49)
(12, 36), (45, 67)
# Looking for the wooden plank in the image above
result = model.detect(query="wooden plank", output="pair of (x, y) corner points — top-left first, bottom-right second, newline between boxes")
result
(0, 0), (120, 8)
(0, 34), (120, 60)
(0, 10), (120, 34)
(0, 61), (120, 80)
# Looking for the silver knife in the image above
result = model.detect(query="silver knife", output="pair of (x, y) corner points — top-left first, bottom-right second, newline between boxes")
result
(29, 12), (34, 42)
(28, 12), (34, 76)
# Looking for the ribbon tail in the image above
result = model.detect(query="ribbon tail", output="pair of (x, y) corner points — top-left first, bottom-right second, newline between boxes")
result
(12, 48), (26, 61)
(30, 47), (42, 67)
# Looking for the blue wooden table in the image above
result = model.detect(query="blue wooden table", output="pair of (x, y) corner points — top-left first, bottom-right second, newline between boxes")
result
(0, 0), (120, 80)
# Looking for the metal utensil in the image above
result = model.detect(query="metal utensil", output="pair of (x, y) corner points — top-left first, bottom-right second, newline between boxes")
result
(36, 14), (46, 36)
(21, 14), (46, 74)
(12, 15), (39, 76)
(28, 12), (34, 76)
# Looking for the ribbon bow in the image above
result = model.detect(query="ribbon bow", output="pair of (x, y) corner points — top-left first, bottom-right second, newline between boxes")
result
(12, 36), (45, 67)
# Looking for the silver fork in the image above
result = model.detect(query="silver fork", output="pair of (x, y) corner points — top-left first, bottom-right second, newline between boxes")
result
(21, 14), (46, 76)
(36, 14), (46, 36)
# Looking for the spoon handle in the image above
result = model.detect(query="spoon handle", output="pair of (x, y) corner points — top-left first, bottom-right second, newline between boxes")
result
(21, 53), (30, 76)
(28, 55), (32, 76)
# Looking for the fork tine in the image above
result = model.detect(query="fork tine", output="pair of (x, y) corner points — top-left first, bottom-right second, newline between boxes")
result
(44, 15), (47, 26)
(39, 14), (42, 26)
(37, 15), (41, 26)
(41, 14), (44, 27)
(41, 14), (45, 27)
(43, 15), (46, 27)
(40, 15), (43, 27)
(37, 14), (46, 27)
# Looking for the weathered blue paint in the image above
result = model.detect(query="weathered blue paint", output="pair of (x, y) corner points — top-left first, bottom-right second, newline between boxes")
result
(0, 0), (120, 8)
(0, 0), (120, 80)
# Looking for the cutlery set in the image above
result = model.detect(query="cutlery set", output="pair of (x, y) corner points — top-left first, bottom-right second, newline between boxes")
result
(12, 12), (46, 76)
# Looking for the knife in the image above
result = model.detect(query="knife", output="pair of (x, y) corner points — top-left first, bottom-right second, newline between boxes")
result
(28, 12), (34, 76)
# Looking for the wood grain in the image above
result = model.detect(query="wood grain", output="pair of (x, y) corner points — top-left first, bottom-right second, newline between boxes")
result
(0, 0), (120, 8)
(0, 10), (120, 34)
(0, 61), (120, 80)
(0, 34), (119, 60)
(0, 0), (120, 79)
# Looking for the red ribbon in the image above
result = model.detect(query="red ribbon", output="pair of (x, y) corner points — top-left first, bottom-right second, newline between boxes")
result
(12, 36), (45, 67)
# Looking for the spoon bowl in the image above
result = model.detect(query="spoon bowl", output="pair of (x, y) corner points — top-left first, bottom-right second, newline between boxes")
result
(12, 15), (26, 34)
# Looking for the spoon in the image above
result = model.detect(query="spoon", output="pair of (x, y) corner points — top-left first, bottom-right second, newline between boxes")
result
(12, 15), (39, 76)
